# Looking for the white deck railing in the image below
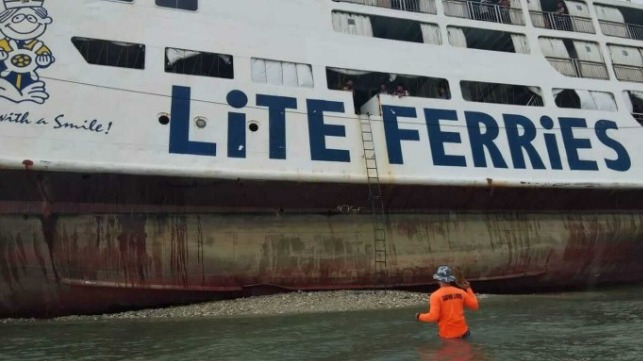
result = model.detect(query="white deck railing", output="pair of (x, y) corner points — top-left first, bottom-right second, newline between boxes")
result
(546, 57), (609, 80)
(334, 0), (438, 15)
(443, 0), (525, 26)
(613, 65), (643, 83)
(598, 20), (643, 41)
(529, 11), (595, 34)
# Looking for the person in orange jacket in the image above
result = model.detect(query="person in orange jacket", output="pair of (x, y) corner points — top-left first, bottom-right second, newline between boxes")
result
(415, 265), (479, 339)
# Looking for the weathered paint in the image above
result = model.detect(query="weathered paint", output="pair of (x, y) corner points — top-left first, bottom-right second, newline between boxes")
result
(1, 210), (642, 318)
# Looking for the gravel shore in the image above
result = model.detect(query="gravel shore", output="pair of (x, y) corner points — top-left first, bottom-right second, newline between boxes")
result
(2, 290), (427, 323)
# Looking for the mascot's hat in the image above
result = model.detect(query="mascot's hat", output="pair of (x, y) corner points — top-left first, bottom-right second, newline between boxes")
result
(5, 0), (44, 9)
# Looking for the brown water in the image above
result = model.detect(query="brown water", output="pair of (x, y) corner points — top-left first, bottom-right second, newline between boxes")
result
(1, 285), (642, 360)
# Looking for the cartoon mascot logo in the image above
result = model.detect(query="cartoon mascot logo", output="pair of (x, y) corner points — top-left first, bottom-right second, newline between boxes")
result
(0, 0), (53, 104)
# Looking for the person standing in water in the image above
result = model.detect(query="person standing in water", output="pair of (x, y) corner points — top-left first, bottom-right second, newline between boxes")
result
(415, 266), (479, 338)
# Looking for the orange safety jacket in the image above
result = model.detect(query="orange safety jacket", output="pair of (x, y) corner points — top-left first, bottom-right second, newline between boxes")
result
(417, 285), (479, 338)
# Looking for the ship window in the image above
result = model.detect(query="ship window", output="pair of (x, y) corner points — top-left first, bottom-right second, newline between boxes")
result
(596, 4), (643, 41)
(156, 0), (197, 11)
(554, 89), (617, 111)
(447, 27), (529, 54)
(461, 81), (543, 107)
(165, 48), (233, 79)
(327, 67), (450, 114)
(607, 44), (643, 83)
(539, 37), (609, 80)
(72, 37), (145, 69)
(627, 91), (643, 125)
(332, 11), (441, 45)
(251, 58), (314, 88)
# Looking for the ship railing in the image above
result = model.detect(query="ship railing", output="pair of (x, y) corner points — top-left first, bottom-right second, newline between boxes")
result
(333, 0), (438, 15)
(613, 64), (643, 83)
(546, 57), (578, 77)
(629, 24), (643, 41)
(546, 57), (609, 80)
(598, 20), (643, 41)
(443, 0), (525, 26)
(530, 11), (595, 34)
(575, 59), (609, 80)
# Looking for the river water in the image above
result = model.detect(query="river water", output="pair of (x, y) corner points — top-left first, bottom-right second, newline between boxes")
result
(1, 285), (642, 361)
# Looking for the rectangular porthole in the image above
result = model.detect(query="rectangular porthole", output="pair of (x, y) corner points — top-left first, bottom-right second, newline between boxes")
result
(156, 0), (198, 11)
(72, 37), (145, 69)
(332, 11), (441, 45)
(251, 58), (314, 88)
(554, 89), (617, 111)
(165, 48), (233, 79)
(461, 81), (543, 106)
(447, 26), (529, 54)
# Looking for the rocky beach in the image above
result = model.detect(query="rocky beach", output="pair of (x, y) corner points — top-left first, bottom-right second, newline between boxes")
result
(2, 290), (430, 323)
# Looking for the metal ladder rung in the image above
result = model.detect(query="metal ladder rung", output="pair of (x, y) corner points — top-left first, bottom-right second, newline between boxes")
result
(361, 132), (373, 142)
(363, 141), (375, 151)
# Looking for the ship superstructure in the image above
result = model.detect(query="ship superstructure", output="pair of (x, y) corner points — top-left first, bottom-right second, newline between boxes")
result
(0, 0), (642, 317)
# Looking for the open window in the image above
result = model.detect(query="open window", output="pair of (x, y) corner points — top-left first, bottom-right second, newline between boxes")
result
(625, 91), (643, 125)
(327, 67), (450, 114)
(332, 0), (438, 15)
(596, 4), (643, 40)
(528, 0), (594, 33)
(72, 37), (145, 69)
(165, 48), (233, 79)
(332, 11), (441, 45)
(554, 89), (617, 111)
(447, 27), (529, 54)
(443, 0), (525, 26)
(539, 37), (608, 80)
(461, 81), (543, 106)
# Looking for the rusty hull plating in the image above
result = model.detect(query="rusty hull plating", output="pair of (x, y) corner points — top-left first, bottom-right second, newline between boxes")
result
(1, 169), (642, 318)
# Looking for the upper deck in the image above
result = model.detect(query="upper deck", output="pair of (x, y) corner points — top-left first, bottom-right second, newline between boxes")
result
(0, 0), (641, 188)
(49, 0), (643, 115)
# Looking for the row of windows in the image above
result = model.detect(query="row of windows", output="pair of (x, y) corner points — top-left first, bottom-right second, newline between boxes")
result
(334, 10), (643, 83)
(109, 0), (643, 48)
(334, 0), (643, 42)
(71, 37), (639, 116)
(333, 11), (529, 54)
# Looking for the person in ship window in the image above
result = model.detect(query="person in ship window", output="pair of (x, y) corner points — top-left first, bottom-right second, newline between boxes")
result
(0, 0), (54, 104)
(393, 84), (409, 97)
(554, 1), (571, 31)
(497, 0), (511, 24)
(479, 0), (498, 22)
(342, 79), (354, 92)
(415, 266), (479, 339)
(378, 83), (390, 95)
(437, 86), (449, 99)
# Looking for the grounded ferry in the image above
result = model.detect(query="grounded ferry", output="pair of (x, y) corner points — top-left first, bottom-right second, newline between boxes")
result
(0, 0), (642, 318)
